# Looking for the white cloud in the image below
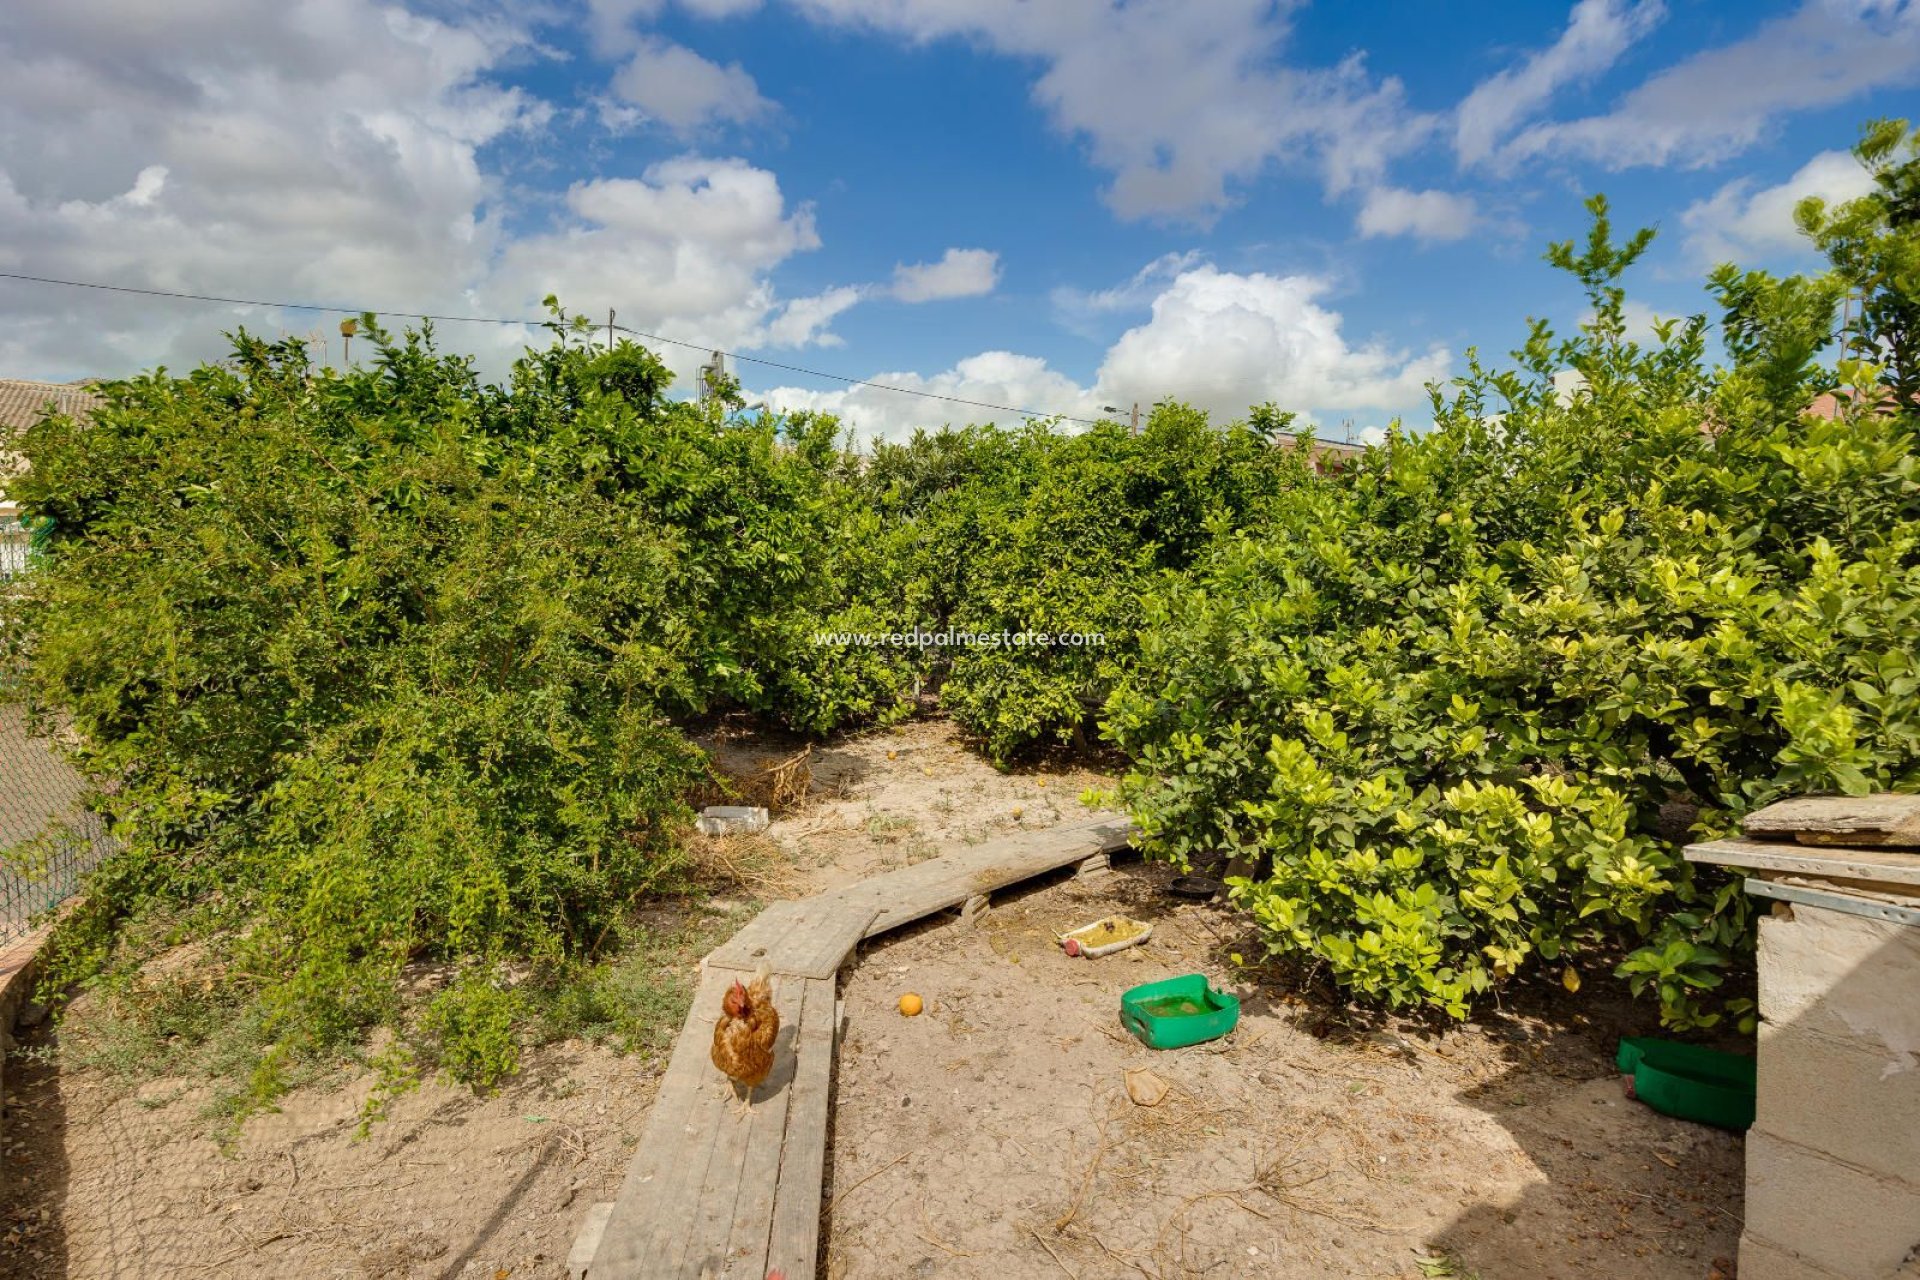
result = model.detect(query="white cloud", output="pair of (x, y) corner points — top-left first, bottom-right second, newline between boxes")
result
(785, 0), (1429, 223)
(763, 285), (864, 347)
(488, 156), (850, 372)
(1050, 251), (1204, 319)
(1355, 187), (1479, 242)
(1455, 0), (1666, 167)
(1095, 265), (1449, 418)
(1681, 148), (1876, 263)
(890, 247), (1000, 302)
(1049, 250), (1206, 340)
(609, 35), (773, 131)
(762, 260), (1449, 441)
(1497, 0), (1920, 170)
(0, 4), (856, 385)
(0, 0), (547, 377)
(763, 350), (1102, 441)
(585, 0), (766, 54)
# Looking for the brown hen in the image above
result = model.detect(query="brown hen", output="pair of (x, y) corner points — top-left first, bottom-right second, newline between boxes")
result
(710, 968), (779, 1115)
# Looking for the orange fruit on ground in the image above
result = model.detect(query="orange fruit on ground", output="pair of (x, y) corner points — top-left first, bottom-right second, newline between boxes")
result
(898, 993), (924, 1016)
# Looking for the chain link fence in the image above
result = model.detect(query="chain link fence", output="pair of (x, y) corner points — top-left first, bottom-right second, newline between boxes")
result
(1, 704), (113, 946)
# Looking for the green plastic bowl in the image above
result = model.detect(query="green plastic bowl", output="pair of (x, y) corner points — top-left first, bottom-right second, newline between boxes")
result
(1616, 1036), (1756, 1131)
(1120, 974), (1240, 1049)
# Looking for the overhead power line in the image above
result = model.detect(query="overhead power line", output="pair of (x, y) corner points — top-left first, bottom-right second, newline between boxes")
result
(0, 269), (1101, 425)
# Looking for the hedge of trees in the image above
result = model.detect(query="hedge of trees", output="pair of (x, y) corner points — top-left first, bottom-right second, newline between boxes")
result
(4, 121), (1915, 1100)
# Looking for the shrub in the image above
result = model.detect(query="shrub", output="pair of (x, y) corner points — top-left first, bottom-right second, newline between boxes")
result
(1109, 129), (1920, 1030)
(1, 314), (860, 1101)
(848, 409), (1311, 762)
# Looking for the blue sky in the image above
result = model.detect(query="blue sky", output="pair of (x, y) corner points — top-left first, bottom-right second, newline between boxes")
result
(1, 0), (1916, 440)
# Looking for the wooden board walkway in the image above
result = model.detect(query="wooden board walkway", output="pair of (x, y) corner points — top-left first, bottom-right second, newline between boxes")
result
(580, 813), (1132, 1278)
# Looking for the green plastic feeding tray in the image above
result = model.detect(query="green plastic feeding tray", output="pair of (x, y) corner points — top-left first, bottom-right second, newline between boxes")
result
(1120, 974), (1240, 1049)
(1616, 1036), (1756, 1131)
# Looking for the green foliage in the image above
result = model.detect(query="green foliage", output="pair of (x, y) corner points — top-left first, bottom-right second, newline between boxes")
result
(1798, 118), (1920, 403)
(421, 973), (523, 1091)
(1110, 176), (1920, 1029)
(12, 117), (1920, 1093)
(2, 313), (862, 1105)
(846, 409), (1311, 762)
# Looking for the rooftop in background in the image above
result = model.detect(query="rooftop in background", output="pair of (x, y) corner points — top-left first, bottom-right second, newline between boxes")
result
(0, 378), (101, 436)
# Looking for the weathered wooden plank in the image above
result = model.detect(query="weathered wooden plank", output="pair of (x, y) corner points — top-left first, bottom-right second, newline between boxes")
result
(674, 974), (804, 1278)
(674, 975), (830, 1278)
(707, 900), (876, 980)
(720, 976), (830, 1276)
(589, 813), (1135, 1276)
(1743, 794), (1920, 848)
(787, 904), (879, 979)
(1686, 838), (1920, 886)
(766, 975), (837, 1278)
(704, 899), (810, 974)
(647, 1014), (740, 1276)
(853, 814), (1134, 935)
(593, 967), (735, 1274)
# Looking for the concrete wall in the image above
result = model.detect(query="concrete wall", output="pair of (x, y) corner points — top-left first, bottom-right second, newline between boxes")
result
(1738, 902), (1920, 1279)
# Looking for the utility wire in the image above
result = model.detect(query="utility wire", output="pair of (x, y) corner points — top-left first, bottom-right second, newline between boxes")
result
(0, 269), (1101, 425)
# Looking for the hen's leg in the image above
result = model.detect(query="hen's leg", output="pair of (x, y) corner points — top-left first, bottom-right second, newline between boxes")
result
(729, 1082), (754, 1122)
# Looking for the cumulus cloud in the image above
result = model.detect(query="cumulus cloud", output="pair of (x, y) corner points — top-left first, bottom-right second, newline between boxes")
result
(585, 0), (766, 55)
(0, 0), (550, 377)
(786, 0), (1430, 223)
(762, 260), (1449, 442)
(1455, 0), (1665, 167)
(1496, 0), (1920, 170)
(762, 350), (1102, 441)
(1355, 187), (1479, 242)
(890, 248), (1000, 302)
(1095, 265), (1449, 417)
(608, 36), (773, 131)
(488, 156), (852, 371)
(1681, 148), (1876, 263)
(0, 3), (853, 384)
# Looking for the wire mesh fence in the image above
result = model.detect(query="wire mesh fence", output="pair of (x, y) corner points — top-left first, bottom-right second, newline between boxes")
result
(1, 703), (114, 946)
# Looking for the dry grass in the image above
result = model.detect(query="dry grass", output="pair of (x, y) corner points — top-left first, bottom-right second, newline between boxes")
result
(696, 746), (818, 816)
(682, 832), (805, 898)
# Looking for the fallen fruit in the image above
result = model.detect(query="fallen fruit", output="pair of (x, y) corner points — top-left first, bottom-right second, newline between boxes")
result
(898, 993), (923, 1016)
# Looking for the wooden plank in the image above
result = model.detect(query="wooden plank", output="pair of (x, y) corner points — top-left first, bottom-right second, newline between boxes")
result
(1686, 838), (1920, 886)
(721, 976), (830, 1276)
(643, 1015), (734, 1276)
(1743, 794), (1920, 848)
(766, 975), (837, 1278)
(681, 974), (808, 1278)
(707, 899), (878, 980)
(851, 814), (1134, 935)
(592, 968), (735, 1274)
(782, 904), (878, 980)
(589, 813), (1134, 1276)
(704, 900), (809, 974)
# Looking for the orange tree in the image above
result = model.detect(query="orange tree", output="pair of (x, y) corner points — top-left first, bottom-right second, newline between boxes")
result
(1108, 125), (1920, 1030)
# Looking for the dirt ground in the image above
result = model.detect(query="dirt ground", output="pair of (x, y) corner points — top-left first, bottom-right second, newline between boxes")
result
(0, 719), (1744, 1279)
(827, 866), (1743, 1280)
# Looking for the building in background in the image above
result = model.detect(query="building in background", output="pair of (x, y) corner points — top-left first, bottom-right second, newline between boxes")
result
(1, 379), (99, 579)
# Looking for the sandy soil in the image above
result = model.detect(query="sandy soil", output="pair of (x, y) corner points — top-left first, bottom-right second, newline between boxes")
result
(825, 864), (1743, 1280)
(0, 719), (1744, 1279)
